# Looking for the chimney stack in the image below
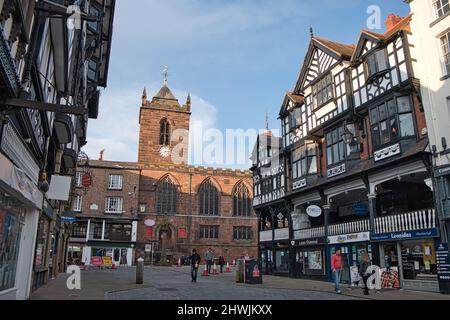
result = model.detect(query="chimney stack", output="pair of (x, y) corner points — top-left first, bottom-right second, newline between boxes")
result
(385, 13), (402, 32)
(99, 149), (105, 161)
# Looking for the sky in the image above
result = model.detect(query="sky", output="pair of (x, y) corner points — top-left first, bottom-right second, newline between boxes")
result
(83, 0), (411, 169)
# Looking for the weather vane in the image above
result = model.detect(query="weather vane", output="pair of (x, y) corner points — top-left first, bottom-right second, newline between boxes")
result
(265, 112), (269, 131)
(163, 66), (168, 85)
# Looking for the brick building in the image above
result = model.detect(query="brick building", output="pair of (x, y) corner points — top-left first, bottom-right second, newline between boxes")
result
(136, 79), (257, 264)
(68, 159), (140, 267)
(68, 78), (258, 266)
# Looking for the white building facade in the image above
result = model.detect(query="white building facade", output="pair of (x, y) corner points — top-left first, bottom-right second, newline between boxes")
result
(407, 0), (450, 244)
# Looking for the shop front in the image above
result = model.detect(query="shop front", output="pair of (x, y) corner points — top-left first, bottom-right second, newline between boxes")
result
(259, 230), (273, 275)
(0, 152), (42, 300)
(291, 237), (326, 280)
(328, 231), (371, 286)
(273, 228), (290, 276)
(373, 222), (441, 292)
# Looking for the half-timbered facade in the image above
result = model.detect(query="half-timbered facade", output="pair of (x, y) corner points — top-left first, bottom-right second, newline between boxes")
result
(0, 0), (115, 299)
(255, 14), (440, 292)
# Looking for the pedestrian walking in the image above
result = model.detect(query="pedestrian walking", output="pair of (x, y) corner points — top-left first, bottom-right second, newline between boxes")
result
(205, 248), (213, 274)
(219, 256), (225, 273)
(331, 249), (343, 294)
(190, 249), (201, 282)
(359, 252), (371, 295)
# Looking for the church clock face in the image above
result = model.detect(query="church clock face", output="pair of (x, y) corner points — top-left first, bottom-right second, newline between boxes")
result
(159, 146), (171, 158)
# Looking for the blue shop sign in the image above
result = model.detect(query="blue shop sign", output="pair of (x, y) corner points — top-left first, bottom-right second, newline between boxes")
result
(353, 202), (369, 216)
(371, 228), (439, 241)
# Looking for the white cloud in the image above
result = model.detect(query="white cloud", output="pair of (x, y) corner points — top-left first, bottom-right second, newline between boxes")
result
(83, 83), (218, 163)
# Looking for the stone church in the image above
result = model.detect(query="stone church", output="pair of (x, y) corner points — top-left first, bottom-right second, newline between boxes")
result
(135, 78), (258, 264)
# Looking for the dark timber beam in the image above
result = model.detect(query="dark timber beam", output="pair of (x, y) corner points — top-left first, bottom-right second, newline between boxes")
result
(1, 98), (85, 116)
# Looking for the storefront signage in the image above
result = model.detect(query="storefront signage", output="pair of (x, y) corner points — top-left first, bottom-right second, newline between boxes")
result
(92, 256), (103, 267)
(274, 228), (289, 240)
(145, 244), (152, 252)
(306, 205), (322, 218)
(435, 165), (450, 177)
(436, 243), (450, 290)
(259, 230), (273, 242)
(371, 228), (439, 241)
(374, 143), (401, 162)
(328, 232), (370, 244)
(144, 219), (156, 227)
(327, 163), (346, 178)
(353, 202), (369, 216)
(293, 238), (325, 247)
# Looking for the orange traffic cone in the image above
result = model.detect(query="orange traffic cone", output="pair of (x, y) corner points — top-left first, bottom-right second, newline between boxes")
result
(177, 258), (181, 267)
(212, 262), (219, 275)
(201, 264), (209, 276)
(225, 262), (231, 273)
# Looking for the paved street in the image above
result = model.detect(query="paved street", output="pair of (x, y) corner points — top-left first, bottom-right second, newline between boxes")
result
(30, 266), (450, 300)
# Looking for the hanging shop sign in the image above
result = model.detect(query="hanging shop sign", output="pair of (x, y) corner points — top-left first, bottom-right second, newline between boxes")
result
(371, 228), (439, 241)
(306, 205), (322, 218)
(328, 232), (370, 244)
(144, 219), (156, 227)
(82, 173), (92, 188)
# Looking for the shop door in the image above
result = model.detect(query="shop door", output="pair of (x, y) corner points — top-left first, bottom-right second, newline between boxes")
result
(113, 248), (121, 265)
(340, 246), (350, 284)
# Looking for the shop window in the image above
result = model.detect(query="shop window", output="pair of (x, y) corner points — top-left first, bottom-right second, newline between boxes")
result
(366, 49), (389, 79)
(108, 224), (131, 241)
(275, 250), (289, 272)
(369, 96), (415, 149)
(312, 73), (334, 110)
(401, 240), (437, 280)
(292, 143), (317, 179)
(34, 215), (49, 268)
(0, 197), (25, 292)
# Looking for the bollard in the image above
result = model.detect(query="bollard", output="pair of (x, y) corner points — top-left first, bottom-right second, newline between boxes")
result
(136, 257), (144, 284)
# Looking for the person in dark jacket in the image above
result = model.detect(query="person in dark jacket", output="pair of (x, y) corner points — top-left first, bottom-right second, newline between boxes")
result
(359, 252), (371, 295)
(190, 249), (201, 282)
(219, 256), (225, 273)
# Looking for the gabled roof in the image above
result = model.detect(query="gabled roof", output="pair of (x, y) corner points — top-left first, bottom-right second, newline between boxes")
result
(351, 14), (412, 62)
(279, 91), (304, 117)
(294, 37), (355, 92)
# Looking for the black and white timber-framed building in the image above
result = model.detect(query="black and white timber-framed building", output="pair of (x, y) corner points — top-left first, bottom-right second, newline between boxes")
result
(252, 14), (444, 293)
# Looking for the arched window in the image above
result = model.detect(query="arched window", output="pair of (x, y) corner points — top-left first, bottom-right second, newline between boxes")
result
(159, 118), (170, 146)
(198, 179), (220, 215)
(233, 183), (252, 217)
(156, 175), (177, 214)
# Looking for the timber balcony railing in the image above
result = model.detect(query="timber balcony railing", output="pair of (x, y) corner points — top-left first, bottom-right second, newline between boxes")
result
(295, 226), (325, 239)
(374, 208), (436, 234)
(294, 220), (370, 240)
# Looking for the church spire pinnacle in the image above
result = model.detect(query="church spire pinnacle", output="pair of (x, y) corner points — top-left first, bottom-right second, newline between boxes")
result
(163, 65), (168, 86)
(265, 112), (269, 131)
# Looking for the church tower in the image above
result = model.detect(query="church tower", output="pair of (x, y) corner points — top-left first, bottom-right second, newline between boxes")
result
(138, 70), (191, 165)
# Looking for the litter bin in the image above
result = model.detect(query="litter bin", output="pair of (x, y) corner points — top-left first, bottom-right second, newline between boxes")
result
(244, 259), (262, 284)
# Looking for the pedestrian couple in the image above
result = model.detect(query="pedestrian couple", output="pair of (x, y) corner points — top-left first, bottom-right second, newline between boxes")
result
(331, 249), (372, 295)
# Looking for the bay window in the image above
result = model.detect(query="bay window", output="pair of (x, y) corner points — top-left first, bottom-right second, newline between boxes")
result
(369, 96), (415, 149)
(326, 124), (359, 166)
(292, 143), (317, 179)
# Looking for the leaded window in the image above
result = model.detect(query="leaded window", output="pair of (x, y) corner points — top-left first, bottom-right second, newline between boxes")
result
(156, 175), (178, 214)
(366, 49), (389, 78)
(199, 225), (219, 239)
(159, 118), (170, 146)
(292, 143), (317, 178)
(198, 179), (220, 215)
(233, 183), (252, 217)
(326, 124), (359, 166)
(369, 96), (415, 149)
(233, 226), (252, 240)
(312, 73), (333, 109)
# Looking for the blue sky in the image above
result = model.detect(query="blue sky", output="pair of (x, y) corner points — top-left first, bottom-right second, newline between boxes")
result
(84, 0), (410, 168)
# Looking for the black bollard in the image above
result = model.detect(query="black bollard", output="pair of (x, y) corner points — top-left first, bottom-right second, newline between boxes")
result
(136, 257), (144, 284)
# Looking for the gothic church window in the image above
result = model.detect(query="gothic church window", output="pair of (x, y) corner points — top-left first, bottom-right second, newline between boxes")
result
(198, 179), (220, 215)
(156, 175), (178, 214)
(233, 183), (252, 217)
